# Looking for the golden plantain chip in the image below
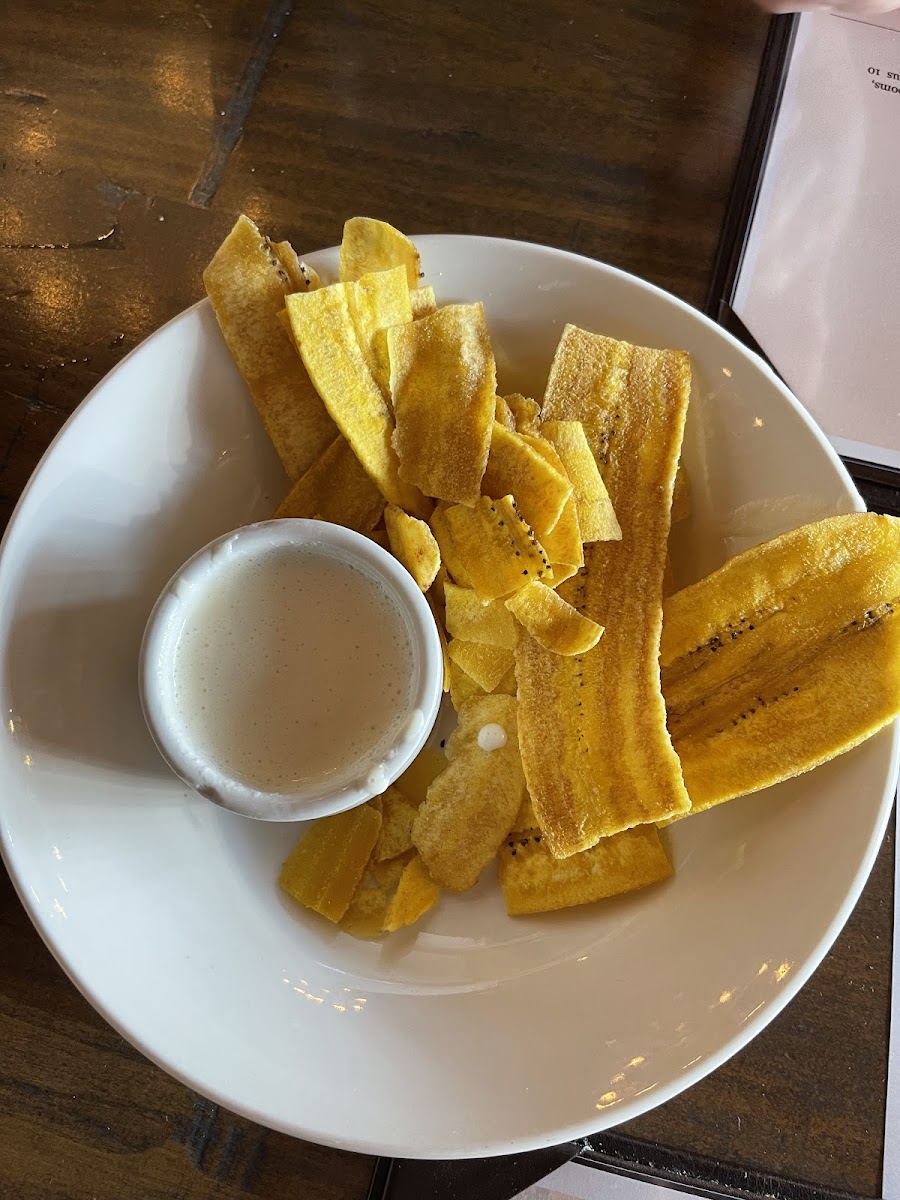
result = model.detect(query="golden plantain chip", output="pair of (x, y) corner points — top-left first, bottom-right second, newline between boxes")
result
(204, 215), (336, 481)
(672, 463), (691, 523)
(429, 564), (451, 612)
(372, 849), (416, 889)
(444, 582), (518, 650)
(372, 785), (419, 861)
(504, 393), (541, 435)
(383, 854), (440, 932)
(541, 420), (621, 543)
(506, 581), (604, 656)
(395, 747), (448, 805)
(384, 504), (441, 590)
(413, 695), (526, 890)
(495, 396), (517, 431)
(482, 422), (573, 537)
(340, 876), (393, 939)
(279, 804), (382, 922)
(448, 638), (515, 692)
(274, 434), (385, 531)
(493, 664), (517, 696)
(285, 284), (427, 516)
(271, 240), (321, 293)
(410, 284), (437, 319)
(340, 216), (421, 287)
(448, 658), (487, 710)
(432, 495), (552, 602)
(539, 495), (584, 569)
(547, 563), (579, 589)
(516, 328), (692, 858)
(368, 528), (391, 550)
(389, 303), (497, 505)
(349, 266), (413, 398)
(498, 824), (672, 916)
(661, 512), (900, 815)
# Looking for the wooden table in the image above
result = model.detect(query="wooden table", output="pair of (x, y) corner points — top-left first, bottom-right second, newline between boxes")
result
(0, 3), (892, 1198)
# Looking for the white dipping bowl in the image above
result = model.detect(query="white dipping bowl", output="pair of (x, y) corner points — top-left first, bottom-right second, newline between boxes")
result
(138, 518), (444, 821)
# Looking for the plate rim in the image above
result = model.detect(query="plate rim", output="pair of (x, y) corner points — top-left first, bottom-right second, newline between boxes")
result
(1, 234), (896, 1159)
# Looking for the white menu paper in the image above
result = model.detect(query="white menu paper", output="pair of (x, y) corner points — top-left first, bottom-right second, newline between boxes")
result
(733, 12), (900, 470)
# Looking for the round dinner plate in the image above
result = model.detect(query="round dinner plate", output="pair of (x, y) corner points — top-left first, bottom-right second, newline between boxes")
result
(1, 235), (896, 1159)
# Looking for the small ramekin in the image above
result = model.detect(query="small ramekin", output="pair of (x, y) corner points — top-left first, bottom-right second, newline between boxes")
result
(139, 518), (444, 821)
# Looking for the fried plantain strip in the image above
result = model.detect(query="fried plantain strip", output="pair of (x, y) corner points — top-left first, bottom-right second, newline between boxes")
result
(516, 329), (691, 857)
(204, 215), (336, 481)
(661, 512), (900, 814)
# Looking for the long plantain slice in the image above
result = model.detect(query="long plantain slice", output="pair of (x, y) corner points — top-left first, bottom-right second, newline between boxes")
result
(432, 495), (553, 602)
(506, 581), (603, 656)
(388, 303), (497, 505)
(517, 328), (692, 858)
(482, 422), (573, 537)
(340, 216), (421, 287)
(384, 504), (441, 590)
(274, 434), (385, 531)
(661, 512), (900, 814)
(541, 420), (621, 543)
(279, 804), (382, 922)
(444, 582), (518, 650)
(285, 284), (427, 516)
(413, 695), (526, 891)
(204, 215), (336, 481)
(498, 824), (672, 916)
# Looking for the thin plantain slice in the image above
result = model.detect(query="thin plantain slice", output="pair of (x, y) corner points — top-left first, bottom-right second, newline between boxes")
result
(506, 581), (603, 656)
(348, 266), (412, 398)
(447, 638), (515, 692)
(482, 422), (573, 537)
(204, 215), (336, 481)
(541, 420), (621, 543)
(448, 657), (488, 710)
(495, 396), (517, 430)
(539, 495), (584, 570)
(384, 504), (441, 590)
(340, 216), (421, 287)
(413, 695), (526, 891)
(274, 434), (385, 531)
(517, 328), (692, 858)
(498, 824), (672, 916)
(410, 285), (437, 319)
(285, 283), (427, 516)
(388, 303), (497, 505)
(279, 805), (382, 922)
(383, 855), (440, 932)
(271, 240), (321, 294)
(661, 512), (900, 815)
(444, 583), (518, 650)
(504, 393), (541, 435)
(431, 495), (553, 602)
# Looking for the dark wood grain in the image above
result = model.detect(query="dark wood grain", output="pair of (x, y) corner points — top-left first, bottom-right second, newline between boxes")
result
(1, 1), (893, 1198)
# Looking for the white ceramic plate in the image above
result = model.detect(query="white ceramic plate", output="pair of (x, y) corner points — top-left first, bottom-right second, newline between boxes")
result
(1, 236), (896, 1160)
